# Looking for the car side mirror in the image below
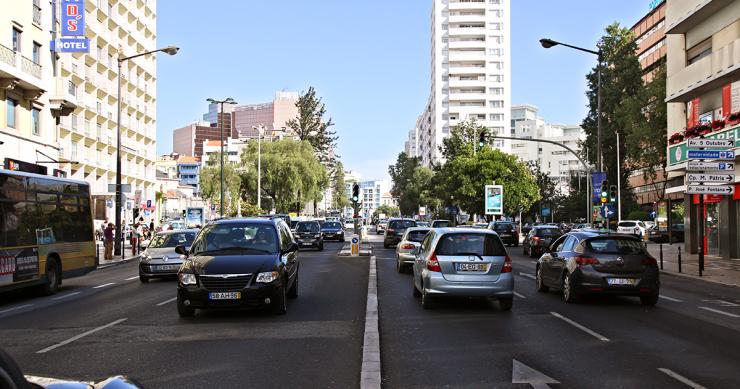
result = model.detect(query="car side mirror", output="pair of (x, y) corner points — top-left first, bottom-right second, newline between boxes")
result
(285, 242), (299, 253)
(175, 245), (187, 255)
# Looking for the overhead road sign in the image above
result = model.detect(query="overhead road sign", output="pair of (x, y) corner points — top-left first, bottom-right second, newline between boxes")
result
(686, 185), (735, 195)
(687, 173), (735, 183)
(687, 139), (735, 148)
(687, 150), (735, 160)
(686, 161), (734, 171)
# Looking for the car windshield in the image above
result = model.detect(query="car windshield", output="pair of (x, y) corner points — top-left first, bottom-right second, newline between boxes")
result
(436, 233), (506, 256)
(148, 232), (196, 248)
(587, 238), (646, 255)
(432, 220), (452, 227)
(390, 220), (416, 229)
(618, 221), (637, 227)
(406, 229), (430, 242)
(537, 228), (561, 237)
(191, 223), (278, 254)
(323, 222), (342, 229)
(296, 222), (320, 232)
(493, 223), (513, 231)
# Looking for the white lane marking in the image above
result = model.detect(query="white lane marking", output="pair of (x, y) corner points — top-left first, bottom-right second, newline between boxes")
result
(698, 306), (740, 318)
(93, 282), (115, 289)
(518, 272), (535, 280)
(657, 368), (707, 389)
(36, 318), (128, 354)
(512, 359), (559, 388)
(124, 276), (139, 281)
(0, 304), (33, 314)
(156, 297), (177, 306)
(531, 261), (538, 265)
(513, 291), (526, 299)
(52, 292), (80, 300)
(550, 312), (609, 342)
(659, 295), (683, 303)
(360, 255), (380, 388)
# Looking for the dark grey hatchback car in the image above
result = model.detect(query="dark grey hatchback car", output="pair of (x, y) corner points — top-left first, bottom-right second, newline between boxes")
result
(535, 231), (659, 305)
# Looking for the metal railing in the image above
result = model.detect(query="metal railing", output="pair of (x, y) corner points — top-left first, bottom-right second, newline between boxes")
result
(0, 43), (16, 67)
(20, 55), (41, 78)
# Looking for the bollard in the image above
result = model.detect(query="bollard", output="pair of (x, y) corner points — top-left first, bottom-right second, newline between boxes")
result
(677, 246), (682, 273)
(659, 243), (663, 270)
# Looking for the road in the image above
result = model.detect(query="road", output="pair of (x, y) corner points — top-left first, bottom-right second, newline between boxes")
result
(1, 233), (739, 388)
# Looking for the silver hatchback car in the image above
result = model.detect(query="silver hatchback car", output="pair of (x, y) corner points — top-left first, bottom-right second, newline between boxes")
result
(396, 227), (431, 273)
(412, 228), (514, 310)
(139, 229), (198, 282)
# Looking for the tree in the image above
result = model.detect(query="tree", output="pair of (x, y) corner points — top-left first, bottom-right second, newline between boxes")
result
(332, 161), (349, 210)
(199, 153), (242, 216)
(285, 86), (338, 165)
(374, 204), (400, 218)
(557, 174), (590, 222)
(525, 161), (562, 221)
(239, 140), (327, 213)
(439, 119), (491, 161)
(388, 152), (434, 216)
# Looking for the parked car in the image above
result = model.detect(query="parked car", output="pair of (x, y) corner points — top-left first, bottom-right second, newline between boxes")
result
(572, 223), (592, 231)
(431, 219), (453, 228)
(488, 221), (519, 246)
(416, 221), (430, 227)
(384, 218), (417, 248)
(616, 220), (648, 239)
(523, 226), (563, 258)
(412, 228), (513, 311)
(648, 224), (685, 243)
(377, 219), (388, 234)
(294, 220), (324, 251)
(395, 227), (431, 273)
(139, 229), (198, 282)
(321, 221), (345, 242)
(175, 218), (299, 316)
(535, 231), (659, 305)
(344, 219), (355, 230)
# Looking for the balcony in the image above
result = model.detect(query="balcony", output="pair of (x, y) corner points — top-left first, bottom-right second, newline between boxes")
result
(49, 77), (79, 117)
(449, 27), (487, 36)
(0, 43), (45, 96)
(448, 15), (486, 23)
(666, 38), (740, 102)
(448, 50), (486, 61)
(448, 1), (486, 10)
(665, 0), (736, 34)
(447, 64), (486, 75)
(448, 40), (486, 49)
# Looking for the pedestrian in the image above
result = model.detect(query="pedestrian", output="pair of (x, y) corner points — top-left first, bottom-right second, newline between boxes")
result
(104, 223), (114, 260)
(131, 222), (141, 256)
(149, 220), (154, 235)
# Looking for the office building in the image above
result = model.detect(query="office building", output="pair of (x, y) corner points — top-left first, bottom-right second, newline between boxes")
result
(664, 0), (739, 259)
(173, 121), (237, 158)
(231, 91), (299, 139)
(202, 138), (249, 164)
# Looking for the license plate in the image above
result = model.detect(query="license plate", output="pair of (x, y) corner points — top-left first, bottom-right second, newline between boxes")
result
(456, 263), (488, 272)
(158, 265), (176, 271)
(607, 278), (637, 286)
(301, 242), (313, 246)
(208, 292), (241, 300)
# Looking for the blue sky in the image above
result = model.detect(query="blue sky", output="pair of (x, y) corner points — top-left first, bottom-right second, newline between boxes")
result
(156, 1), (650, 180)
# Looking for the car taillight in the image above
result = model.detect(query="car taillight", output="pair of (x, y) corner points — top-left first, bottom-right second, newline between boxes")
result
(400, 243), (415, 250)
(575, 256), (600, 266)
(501, 255), (512, 273)
(641, 257), (657, 266)
(427, 252), (441, 272)
(387, 228), (395, 234)
(532, 236), (540, 245)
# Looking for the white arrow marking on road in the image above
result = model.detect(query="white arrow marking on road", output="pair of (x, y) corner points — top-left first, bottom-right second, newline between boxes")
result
(657, 368), (707, 389)
(512, 359), (560, 388)
(36, 318), (128, 354)
(698, 306), (740, 318)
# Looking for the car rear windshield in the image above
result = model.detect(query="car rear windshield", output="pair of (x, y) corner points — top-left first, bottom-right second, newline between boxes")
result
(323, 222), (341, 229)
(149, 232), (196, 248)
(432, 220), (452, 227)
(493, 223), (514, 232)
(296, 222), (320, 232)
(618, 221), (637, 227)
(537, 228), (561, 237)
(586, 238), (645, 255)
(390, 220), (416, 229)
(435, 233), (506, 256)
(406, 229), (430, 242)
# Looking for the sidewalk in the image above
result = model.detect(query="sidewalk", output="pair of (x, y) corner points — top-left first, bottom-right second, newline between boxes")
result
(646, 242), (740, 288)
(95, 241), (141, 268)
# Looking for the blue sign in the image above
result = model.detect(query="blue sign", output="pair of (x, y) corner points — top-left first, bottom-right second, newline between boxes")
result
(50, 38), (90, 53)
(687, 150), (735, 160)
(541, 207), (551, 217)
(351, 237), (359, 244)
(591, 172), (607, 203)
(600, 204), (616, 219)
(61, 0), (85, 36)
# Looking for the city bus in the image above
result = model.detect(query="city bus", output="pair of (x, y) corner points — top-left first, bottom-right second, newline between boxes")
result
(0, 169), (97, 295)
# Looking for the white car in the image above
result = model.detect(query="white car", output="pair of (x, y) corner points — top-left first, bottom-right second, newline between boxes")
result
(617, 220), (647, 238)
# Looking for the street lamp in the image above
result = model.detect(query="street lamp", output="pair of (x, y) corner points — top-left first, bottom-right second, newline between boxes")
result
(252, 124), (265, 210)
(540, 37), (603, 172)
(206, 97), (237, 217)
(114, 45), (179, 256)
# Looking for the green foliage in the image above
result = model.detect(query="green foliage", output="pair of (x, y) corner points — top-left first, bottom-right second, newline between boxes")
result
(374, 204), (400, 218)
(525, 161), (562, 220)
(439, 119), (491, 161)
(285, 86), (338, 166)
(239, 202), (264, 217)
(388, 152), (434, 216)
(239, 139), (327, 214)
(332, 161), (349, 210)
(199, 153), (242, 215)
(556, 174), (590, 222)
(627, 210), (650, 221)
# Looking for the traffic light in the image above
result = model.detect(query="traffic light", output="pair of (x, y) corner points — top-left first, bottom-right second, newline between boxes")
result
(478, 131), (486, 148)
(600, 180), (609, 203)
(352, 183), (359, 203)
(609, 185), (618, 202)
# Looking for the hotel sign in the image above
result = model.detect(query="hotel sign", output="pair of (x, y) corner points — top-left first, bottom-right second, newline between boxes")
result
(52, 0), (89, 53)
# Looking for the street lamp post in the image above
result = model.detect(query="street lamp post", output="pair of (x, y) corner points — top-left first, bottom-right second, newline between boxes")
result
(206, 97), (237, 218)
(114, 45), (178, 256)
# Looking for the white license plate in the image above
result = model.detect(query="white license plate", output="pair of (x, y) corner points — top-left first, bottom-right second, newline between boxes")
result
(607, 278), (637, 286)
(208, 292), (241, 300)
(456, 263), (488, 272)
(158, 265), (176, 271)
(301, 243), (313, 246)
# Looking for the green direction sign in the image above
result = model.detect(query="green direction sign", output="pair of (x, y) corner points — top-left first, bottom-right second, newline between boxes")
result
(485, 185), (503, 215)
(669, 124), (740, 166)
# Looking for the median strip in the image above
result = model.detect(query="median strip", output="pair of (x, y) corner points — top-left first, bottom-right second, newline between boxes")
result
(36, 318), (128, 354)
(550, 312), (609, 342)
(657, 368), (707, 389)
(360, 255), (380, 389)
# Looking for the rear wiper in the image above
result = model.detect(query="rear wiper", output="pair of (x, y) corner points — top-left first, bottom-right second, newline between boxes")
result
(453, 252), (484, 261)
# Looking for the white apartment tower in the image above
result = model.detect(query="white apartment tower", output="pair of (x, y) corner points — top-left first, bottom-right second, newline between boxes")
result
(415, 0), (511, 167)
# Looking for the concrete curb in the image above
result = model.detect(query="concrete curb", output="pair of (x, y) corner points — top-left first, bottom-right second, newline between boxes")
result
(360, 255), (381, 389)
(97, 256), (139, 270)
(660, 269), (740, 289)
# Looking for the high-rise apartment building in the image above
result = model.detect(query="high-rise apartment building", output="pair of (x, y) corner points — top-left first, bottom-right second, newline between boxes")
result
(415, 0), (511, 167)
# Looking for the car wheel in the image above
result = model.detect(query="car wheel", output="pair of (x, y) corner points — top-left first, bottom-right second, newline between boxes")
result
(413, 278), (422, 297)
(396, 258), (403, 273)
(40, 257), (60, 296)
(287, 274), (298, 299)
(383, 243), (390, 249)
(318, 243), (324, 251)
(529, 247), (537, 258)
(514, 241), (519, 247)
(498, 297), (513, 311)
(640, 291), (659, 306)
(536, 266), (549, 292)
(139, 275), (150, 283)
(271, 284), (288, 315)
(421, 287), (435, 309)
(340, 236), (345, 242)
(177, 297), (195, 317)
(562, 272), (580, 304)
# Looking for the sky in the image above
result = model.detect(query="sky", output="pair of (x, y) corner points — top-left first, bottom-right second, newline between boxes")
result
(156, 0), (651, 181)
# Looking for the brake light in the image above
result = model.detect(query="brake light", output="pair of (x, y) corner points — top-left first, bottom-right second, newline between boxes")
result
(575, 256), (600, 266)
(501, 255), (512, 273)
(400, 243), (415, 250)
(427, 252), (441, 272)
(532, 236), (540, 241)
(641, 257), (657, 266)
(387, 228), (395, 234)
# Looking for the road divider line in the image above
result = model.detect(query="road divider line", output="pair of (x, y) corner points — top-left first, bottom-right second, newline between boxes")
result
(513, 291), (526, 299)
(360, 255), (380, 389)
(51, 292), (80, 300)
(36, 318), (127, 354)
(0, 304), (33, 314)
(156, 297), (177, 306)
(698, 306), (740, 318)
(93, 282), (115, 289)
(124, 276), (139, 281)
(659, 295), (683, 303)
(550, 312), (609, 342)
(657, 368), (707, 389)
(518, 272), (535, 280)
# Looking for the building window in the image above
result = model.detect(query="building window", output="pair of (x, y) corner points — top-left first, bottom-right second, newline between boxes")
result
(489, 87), (504, 95)
(489, 113), (504, 121)
(488, 35), (503, 44)
(32, 41), (41, 64)
(6, 97), (18, 128)
(32, 107), (40, 135)
(12, 27), (21, 52)
(687, 38), (711, 65)
(488, 22), (501, 30)
(68, 80), (76, 96)
(488, 48), (502, 56)
(489, 100), (503, 108)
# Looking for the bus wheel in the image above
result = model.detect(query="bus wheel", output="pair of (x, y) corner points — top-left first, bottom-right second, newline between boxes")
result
(40, 257), (60, 296)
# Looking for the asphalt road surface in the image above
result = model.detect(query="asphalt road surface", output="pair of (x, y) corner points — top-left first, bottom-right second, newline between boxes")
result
(1, 236), (739, 388)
